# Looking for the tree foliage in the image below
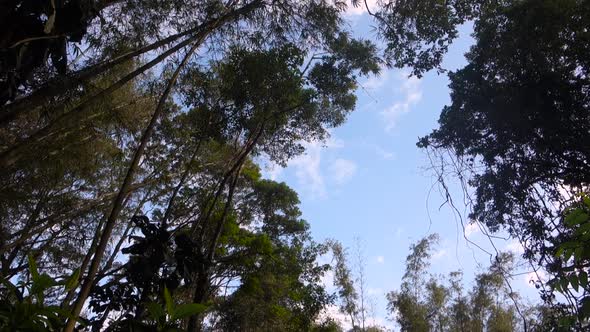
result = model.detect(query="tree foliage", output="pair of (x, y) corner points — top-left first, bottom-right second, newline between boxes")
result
(387, 235), (550, 332)
(2, 0), (588, 330)
(0, 1), (387, 330)
(388, 0), (590, 325)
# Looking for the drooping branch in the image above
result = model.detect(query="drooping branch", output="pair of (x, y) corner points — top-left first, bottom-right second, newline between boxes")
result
(0, 6), (251, 169)
(0, 0), (265, 126)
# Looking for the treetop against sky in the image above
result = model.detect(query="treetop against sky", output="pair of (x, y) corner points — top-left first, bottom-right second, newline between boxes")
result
(1, 0), (588, 330)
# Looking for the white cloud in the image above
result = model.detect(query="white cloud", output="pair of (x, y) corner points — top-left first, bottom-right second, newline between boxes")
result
(326, 136), (345, 149)
(362, 70), (390, 90)
(320, 302), (392, 331)
(345, 0), (379, 16)
(375, 146), (395, 160)
(319, 305), (353, 330)
(375, 256), (385, 264)
(263, 162), (283, 181)
(320, 270), (336, 293)
(330, 158), (358, 184)
(368, 287), (384, 296)
(505, 239), (525, 254)
(381, 72), (423, 131)
(432, 249), (448, 260)
(464, 222), (480, 237)
(290, 140), (326, 198)
(288, 136), (346, 198)
(365, 317), (392, 331)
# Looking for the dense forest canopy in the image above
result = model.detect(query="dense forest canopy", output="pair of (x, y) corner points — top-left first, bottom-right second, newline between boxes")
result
(416, 0), (590, 327)
(0, 0), (589, 331)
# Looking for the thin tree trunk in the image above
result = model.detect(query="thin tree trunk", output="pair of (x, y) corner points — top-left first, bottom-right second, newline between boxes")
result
(193, 124), (264, 242)
(63, 34), (206, 332)
(186, 163), (243, 332)
(0, 194), (47, 272)
(60, 188), (143, 309)
(162, 142), (201, 226)
(0, 1), (264, 169)
(185, 124), (265, 332)
(60, 214), (107, 309)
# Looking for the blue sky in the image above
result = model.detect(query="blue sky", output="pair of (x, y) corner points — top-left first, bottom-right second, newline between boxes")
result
(261, 6), (543, 330)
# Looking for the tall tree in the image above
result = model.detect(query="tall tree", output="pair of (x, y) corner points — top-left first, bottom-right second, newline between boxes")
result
(88, 170), (333, 331)
(374, 0), (590, 323)
(387, 235), (542, 332)
(329, 240), (360, 330)
(1, 2), (384, 330)
(386, 234), (439, 332)
(328, 239), (386, 332)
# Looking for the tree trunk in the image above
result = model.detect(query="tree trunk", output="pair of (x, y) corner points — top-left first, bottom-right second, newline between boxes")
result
(0, 1), (265, 169)
(63, 34), (205, 332)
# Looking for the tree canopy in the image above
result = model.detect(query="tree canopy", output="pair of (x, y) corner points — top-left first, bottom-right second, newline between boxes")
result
(0, 1), (385, 330)
(409, 0), (590, 327)
(1, 0), (589, 330)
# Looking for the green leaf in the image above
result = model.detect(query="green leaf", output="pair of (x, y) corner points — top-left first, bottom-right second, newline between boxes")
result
(171, 303), (208, 320)
(163, 287), (174, 316)
(552, 280), (562, 292)
(0, 278), (22, 301)
(574, 223), (590, 236)
(64, 268), (80, 291)
(580, 297), (590, 319)
(579, 271), (588, 289)
(575, 247), (585, 263)
(28, 254), (39, 280)
(560, 241), (578, 249)
(45, 306), (76, 318)
(564, 248), (574, 262)
(560, 277), (569, 292)
(558, 316), (575, 328)
(564, 209), (588, 227)
(570, 274), (579, 292)
(555, 247), (564, 258)
(146, 302), (165, 321)
(31, 273), (57, 303)
(37, 274), (57, 290)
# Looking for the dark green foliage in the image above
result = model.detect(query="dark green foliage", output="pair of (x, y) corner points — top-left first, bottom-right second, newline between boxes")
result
(387, 235), (439, 332)
(87, 174), (332, 330)
(88, 216), (180, 327)
(312, 318), (344, 332)
(329, 240), (360, 329)
(185, 39), (379, 166)
(547, 194), (590, 328)
(213, 240), (332, 331)
(0, 0), (95, 103)
(0, 256), (79, 331)
(0, 1), (386, 328)
(374, 0), (477, 76)
(395, 0), (590, 323)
